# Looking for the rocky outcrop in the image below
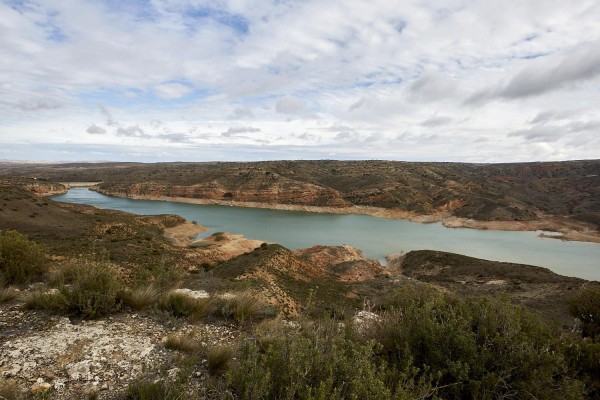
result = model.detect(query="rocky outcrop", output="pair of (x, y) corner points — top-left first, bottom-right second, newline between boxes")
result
(94, 170), (350, 207)
(22, 181), (67, 196)
(293, 245), (388, 282)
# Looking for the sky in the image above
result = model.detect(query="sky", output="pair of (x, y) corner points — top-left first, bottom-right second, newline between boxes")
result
(1, 0), (600, 163)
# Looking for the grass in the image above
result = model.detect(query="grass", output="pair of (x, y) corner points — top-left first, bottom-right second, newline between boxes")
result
(124, 379), (183, 400)
(0, 379), (22, 400)
(22, 289), (68, 312)
(164, 332), (203, 353)
(120, 285), (161, 310)
(159, 292), (216, 321)
(219, 290), (274, 324)
(207, 345), (233, 375)
(0, 286), (18, 304)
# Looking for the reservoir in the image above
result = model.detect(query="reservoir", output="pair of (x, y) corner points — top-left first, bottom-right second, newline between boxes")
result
(52, 188), (600, 281)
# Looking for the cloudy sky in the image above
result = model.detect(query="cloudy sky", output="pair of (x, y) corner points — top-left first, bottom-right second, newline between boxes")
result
(1, 0), (599, 162)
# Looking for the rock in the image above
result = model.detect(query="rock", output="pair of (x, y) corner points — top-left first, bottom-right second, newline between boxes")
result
(352, 311), (381, 333)
(172, 288), (210, 299)
(67, 360), (91, 381)
(31, 381), (51, 395)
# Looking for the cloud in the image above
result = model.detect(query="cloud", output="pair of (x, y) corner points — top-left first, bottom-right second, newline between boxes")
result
(15, 99), (62, 111)
(530, 110), (579, 124)
(116, 125), (149, 138)
(509, 119), (600, 144)
(157, 133), (192, 143)
(348, 98), (367, 112)
(230, 107), (255, 119)
(498, 41), (600, 99)
(221, 126), (261, 137)
(154, 82), (194, 99)
(420, 115), (453, 127)
(99, 106), (118, 126)
(86, 124), (106, 135)
(275, 96), (306, 114)
(409, 72), (457, 102)
(470, 40), (600, 104)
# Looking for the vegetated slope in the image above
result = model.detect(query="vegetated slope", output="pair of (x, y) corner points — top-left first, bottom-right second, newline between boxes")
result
(2, 160), (599, 229)
(0, 177), (199, 272)
(399, 250), (588, 327)
(209, 243), (391, 317)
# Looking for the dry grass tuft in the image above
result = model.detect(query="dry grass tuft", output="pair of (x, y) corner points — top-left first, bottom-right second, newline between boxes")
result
(120, 285), (160, 310)
(164, 332), (202, 353)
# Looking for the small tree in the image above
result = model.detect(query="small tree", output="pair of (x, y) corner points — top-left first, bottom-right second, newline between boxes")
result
(0, 230), (46, 284)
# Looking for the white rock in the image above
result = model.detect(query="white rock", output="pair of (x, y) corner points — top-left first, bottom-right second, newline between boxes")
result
(172, 288), (210, 299)
(352, 311), (381, 333)
(67, 360), (92, 381)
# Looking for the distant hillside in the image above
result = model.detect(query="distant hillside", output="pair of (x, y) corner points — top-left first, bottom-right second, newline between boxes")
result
(1, 160), (599, 231)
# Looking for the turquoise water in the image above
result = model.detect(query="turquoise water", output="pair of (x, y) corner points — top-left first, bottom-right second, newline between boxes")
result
(52, 188), (600, 281)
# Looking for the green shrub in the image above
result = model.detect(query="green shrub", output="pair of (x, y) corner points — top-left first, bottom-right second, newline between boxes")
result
(568, 284), (600, 339)
(226, 321), (410, 399)
(367, 285), (585, 400)
(60, 259), (123, 318)
(134, 262), (182, 291)
(0, 230), (46, 284)
(30, 259), (123, 318)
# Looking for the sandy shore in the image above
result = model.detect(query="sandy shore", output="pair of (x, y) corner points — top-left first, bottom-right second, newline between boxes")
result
(94, 190), (600, 245)
(163, 222), (208, 246)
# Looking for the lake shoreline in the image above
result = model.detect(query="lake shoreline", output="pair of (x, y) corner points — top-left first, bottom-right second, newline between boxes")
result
(90, 188), (600, 245)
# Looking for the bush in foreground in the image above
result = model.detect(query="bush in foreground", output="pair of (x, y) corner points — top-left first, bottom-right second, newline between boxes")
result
(24, 258), (123, 319)
(568, 284), (600, 339)
(222, 286), (588, 399)
(0, 230), (46, 285)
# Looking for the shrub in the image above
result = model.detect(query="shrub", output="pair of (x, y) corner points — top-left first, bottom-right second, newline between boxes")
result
(367, 285), (585, 400)
(134, 263), (182, 291)
(0, 230), (46, 284)
(28, 259), (123, 318)
(568, 284), (600, 339)
(226, 320), (409, 399)
(60, 259), (123, 318)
